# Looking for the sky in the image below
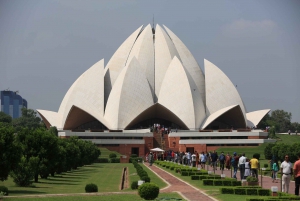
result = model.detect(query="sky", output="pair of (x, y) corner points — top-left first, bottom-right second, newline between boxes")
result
(0, 0), (299, 123)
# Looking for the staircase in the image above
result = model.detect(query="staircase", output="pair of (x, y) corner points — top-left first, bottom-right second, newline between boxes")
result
(153, 130), (170, 150)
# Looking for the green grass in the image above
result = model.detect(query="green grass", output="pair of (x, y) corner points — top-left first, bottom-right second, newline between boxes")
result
(99, 148), (122, 158)
(4, 192), (184, 201)
(1, 163), (166, 196)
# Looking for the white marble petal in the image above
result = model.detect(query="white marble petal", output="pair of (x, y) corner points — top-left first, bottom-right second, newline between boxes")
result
(163, 25), (205, 104)
(154, 24), (181, 101)
(58, 59), (108, 128)
(205, 59), (247, 125)
(246, 109), (271, 127)
(36, 110), (61, 129)
(127, 24), (155, 101)
(104, 57), (154, 129)
(201, 105), (238, 129)
(158, 56), (201, 129)
(104, 25), (144, 106)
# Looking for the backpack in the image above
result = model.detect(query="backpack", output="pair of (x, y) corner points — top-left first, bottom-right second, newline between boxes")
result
(231, 157), (236, 166)
(219, 154), (225, 161)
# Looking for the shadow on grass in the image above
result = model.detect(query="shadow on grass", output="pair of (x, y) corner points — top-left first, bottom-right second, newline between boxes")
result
(37, 181), (79, 185)
(9, 190), (47, 195)
(45, 178), (82, 182)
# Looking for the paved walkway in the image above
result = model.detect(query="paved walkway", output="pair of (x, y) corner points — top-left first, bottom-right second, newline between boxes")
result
(211, 167), (295, 194)
(144, 164), (217, 201)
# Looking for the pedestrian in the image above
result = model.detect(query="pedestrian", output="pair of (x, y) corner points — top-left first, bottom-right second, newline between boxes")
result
(239, 153), (246, 180)
(288, 130), (291, 135)
(231, 152), (238, 179)
(200, 152), (207, 169)
(272, 160), (279, 183)
(281, 155), (293, 193)
(225, 153), (231, 170)
(148, 152), (154, 166)
(210, 150), (218, 170)
(249, 154), (260, 179)
(293, 153), (300, 195)
(244, 159), (251, 179)
(192, 152), (196, 167)
(219, 152), (225, 171)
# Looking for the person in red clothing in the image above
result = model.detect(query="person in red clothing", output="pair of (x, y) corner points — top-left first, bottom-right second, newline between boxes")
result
(293, 153), (300, 195)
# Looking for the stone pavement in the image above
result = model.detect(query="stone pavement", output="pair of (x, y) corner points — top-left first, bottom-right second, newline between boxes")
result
(212, 167), (296, 194)
(144, 164), (218, 201)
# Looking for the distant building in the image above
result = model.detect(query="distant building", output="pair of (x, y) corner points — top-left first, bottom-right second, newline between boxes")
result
(0, 90), (27, 118)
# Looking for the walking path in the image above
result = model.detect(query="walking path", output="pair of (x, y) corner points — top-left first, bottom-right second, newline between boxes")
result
(144, 164), (218, 201)
(211, 167), (295, 194)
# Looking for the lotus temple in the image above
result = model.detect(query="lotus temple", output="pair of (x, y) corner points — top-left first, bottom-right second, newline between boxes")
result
(37, 24), (273, 156)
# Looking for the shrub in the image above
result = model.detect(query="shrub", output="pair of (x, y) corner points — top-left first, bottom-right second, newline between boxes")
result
(231, 180), (242, 186)
(246, 188), (258, 195)
(234, 188), (246, 195)
(203, 179), (213, 186)
(213, 180), (223, 186)
(0, 186), (9, 196)
(222, 180), (232, 186)
(131, 181), (138, 190)
(191, 175), (200, 180)
(109, 153), (117, 158)
(181, 171), (189, 176)
(220, 187), (234, 194)
(253, 153), (260, 160)
(246, 176), (258, 182)
(170, 166), (175, 170)
(85, 183), (98, 193)
(199, 175), (208, 180)
(258, 189), (270, 196)
(264, 164), (269, 168)
(245, 199), (264, 201)
(138, 183), (159, 200)
(110, 158), (120, 163)
(141, 176), (151, 183)
(188, 172), (196, 176)
(131, 154), (138, 158)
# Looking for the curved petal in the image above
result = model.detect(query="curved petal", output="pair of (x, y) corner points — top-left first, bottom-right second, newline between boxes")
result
(104, 25), (144, 106)
(201, 105), (246, 129)
(158, 56), (205, 129)
(127, 24), (155, 101)
(37, 109), (61, 129)
(205, 59), (247, 125)
(58, 59), (108, 128)
(154, 24), (181, 100)
(163, 25), (205, 103)
(104, 57), (154, 129)
(246, 109), (271, 127)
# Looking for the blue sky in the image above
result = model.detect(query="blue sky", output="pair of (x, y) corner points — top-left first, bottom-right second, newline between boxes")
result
(0, 0), (299, 123)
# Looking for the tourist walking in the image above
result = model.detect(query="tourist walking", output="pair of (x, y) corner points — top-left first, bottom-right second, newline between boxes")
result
(293, 153), (300, 195)
(200, 152), (207, 169)
(239, 153), (246, 180)
(148, 152), (154, 166)
(272, 160), (279, 182)
(210, 150), (218, 170)
(219, 152), (225, 171)
(250, 154), (260, 179)
(225, 153), (231, 170)
(281, 155), (293, 193)
(232, 152), (239, 179)
(244, 159), (251, 179)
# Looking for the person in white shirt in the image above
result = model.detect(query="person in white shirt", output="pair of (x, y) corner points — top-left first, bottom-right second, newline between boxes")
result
(191, 152), (196, 167)
(238, 153), (246, 180)
(281, 155), (293, 193)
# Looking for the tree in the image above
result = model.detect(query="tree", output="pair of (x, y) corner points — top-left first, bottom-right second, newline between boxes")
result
(12, 108), (43, 131)
(0, 123), (21, 181)
(0, 111), (12, 124)
(270, 110), (292, 133)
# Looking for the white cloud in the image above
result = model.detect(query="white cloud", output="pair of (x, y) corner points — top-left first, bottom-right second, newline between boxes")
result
(222, 19), (279, 38)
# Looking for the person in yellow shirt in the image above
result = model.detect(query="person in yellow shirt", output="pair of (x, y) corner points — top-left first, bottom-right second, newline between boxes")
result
(249, 155), (260, 179)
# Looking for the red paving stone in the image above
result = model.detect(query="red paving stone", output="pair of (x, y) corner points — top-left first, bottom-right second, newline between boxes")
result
(144, 164), (217, 201)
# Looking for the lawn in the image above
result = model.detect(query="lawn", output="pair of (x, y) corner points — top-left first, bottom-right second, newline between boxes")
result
(1, 163), (166, 196)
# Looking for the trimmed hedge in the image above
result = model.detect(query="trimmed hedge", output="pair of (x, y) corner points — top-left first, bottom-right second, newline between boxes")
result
(258, 189), (270, 196)
(85, 183), (98, 193)
(221, 187), (270, 196)
(220, 187), (234, 194)
(202, 179), (242, 186)
(131, 181), (138, 190)
(110, 158), (120, 163)
(138, 183), (159, 200)
(246, 188), (258, 195)
(191, 175), (200, 180)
